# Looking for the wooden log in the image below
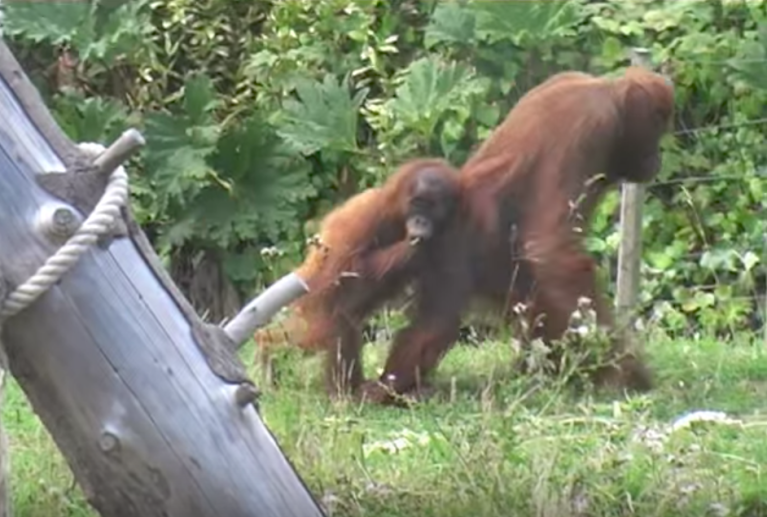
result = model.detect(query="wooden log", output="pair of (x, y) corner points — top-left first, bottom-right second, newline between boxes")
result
(0, 40), (325, 517)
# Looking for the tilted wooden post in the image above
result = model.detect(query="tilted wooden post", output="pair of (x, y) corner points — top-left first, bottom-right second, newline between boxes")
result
(615, 47), (653, 334)
(0, 39), (324, 517)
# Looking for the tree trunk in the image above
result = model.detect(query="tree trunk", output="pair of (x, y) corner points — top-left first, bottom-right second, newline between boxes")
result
(170, 247), (242, 324)
(0, 39), (324, 517)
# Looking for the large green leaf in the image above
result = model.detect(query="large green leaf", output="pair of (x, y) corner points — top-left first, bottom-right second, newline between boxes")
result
(142, 74), (222, 211)
(91, 0), (132, 36)
(183, 74), (222, 126)
(143, 113), (216, 205)
(470, 0), (580, 44)
(82, 0), (153, 61)
(3, 0), (151, 62)
(166, 112), (314, 248)
(2, 2), (90, 44)
(424, 2), (477, 49)
(385, 57), (479, 138)
(276, 73), (369, 156)
(729, 24), (767, 91)
(51, 91), (131, 144)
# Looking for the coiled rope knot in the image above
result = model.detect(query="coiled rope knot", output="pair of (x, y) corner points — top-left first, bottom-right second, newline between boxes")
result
(0, 141), (130, 322)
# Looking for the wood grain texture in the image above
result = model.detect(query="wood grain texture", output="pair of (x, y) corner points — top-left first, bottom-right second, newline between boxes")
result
(0, 40), (324, 517)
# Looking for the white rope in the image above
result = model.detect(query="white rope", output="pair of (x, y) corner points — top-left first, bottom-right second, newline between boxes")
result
(0, 142), (129, 320)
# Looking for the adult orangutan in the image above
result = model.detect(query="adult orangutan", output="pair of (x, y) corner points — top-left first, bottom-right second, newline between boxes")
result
(359, 66), (675, 404)
(253, 158), (461, 397)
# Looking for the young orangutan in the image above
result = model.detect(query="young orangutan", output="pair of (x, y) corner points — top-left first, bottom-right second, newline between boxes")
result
(254, 158), (461, 397)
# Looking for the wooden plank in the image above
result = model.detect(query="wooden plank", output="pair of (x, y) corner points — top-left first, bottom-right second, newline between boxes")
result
(0, 40), (324, 517)
(615, 183), (643, 323)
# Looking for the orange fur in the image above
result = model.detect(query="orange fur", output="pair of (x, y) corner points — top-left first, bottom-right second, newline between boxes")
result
(360, 66), (675, 404)
(253, 188), (382, 353)
(253, 158), (461, 395)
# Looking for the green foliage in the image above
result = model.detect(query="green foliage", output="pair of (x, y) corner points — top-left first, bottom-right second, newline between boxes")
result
(3, 0), (152, 63)
(50, 90), (132, 144)
(3, 2), (90, 46)
(366, 56), (491, 163)
(6, 0), (767, 333)
(276, 73), (368, 158)
(142, 74), (223, 216)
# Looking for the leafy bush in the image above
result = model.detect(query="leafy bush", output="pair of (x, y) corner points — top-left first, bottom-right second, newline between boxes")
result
(3, 0), (767, 335)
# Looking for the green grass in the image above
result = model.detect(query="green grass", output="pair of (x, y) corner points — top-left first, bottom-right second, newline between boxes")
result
(4, 332), (767, 516)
